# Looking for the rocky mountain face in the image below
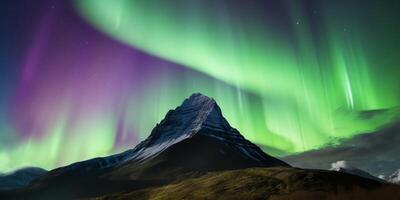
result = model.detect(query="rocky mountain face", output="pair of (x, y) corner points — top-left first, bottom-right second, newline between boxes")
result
(46, 93), (288, 178)
(103, 93), (289, 180)
(1, 93), (289, 199)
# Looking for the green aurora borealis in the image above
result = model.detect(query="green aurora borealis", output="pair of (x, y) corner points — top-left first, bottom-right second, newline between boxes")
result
(0, 0), (399, 172)
(75, 1), (400, 150)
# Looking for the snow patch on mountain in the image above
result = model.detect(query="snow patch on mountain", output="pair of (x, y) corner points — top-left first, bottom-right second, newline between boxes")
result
(331, 160), (352, 170)
(330, 160), (384, 182)
(388, 169), (400, 184)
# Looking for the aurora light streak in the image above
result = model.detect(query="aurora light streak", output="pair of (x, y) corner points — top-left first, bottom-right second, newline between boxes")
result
(0, 0), (399, 172)
(75, 0), (400, 149)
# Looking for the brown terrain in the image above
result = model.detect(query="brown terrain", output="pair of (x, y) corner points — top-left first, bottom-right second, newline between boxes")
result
(91, 167), (400, 200)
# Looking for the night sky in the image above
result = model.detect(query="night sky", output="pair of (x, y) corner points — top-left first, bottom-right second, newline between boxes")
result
(0, 0), (399, 174)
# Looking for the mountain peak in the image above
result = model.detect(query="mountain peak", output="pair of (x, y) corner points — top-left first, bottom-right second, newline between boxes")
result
(133, 93), (232, 160)
(181, 93), (215, 107)
(148, 93), (228, 140)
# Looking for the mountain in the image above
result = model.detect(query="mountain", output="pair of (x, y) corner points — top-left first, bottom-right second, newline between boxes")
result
(102, 93), (289, 180)
(389, 169), (400, 184)
(1, 93), (399, 200)
(330, 160), (385, 182)
(0, 167), (47, 190)
(1, 93), (288, 199)
(46, 93), (288, 178)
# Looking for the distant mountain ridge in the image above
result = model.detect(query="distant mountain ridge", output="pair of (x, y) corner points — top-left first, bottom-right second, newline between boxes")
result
(0, 167), (47, 190)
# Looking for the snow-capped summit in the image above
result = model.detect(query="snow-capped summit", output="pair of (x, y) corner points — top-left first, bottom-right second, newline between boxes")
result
(131, 93), (269, 162)
(330, 161), (384, 182)
(388, 169), (400, 184)
(129, 93), (226, 161)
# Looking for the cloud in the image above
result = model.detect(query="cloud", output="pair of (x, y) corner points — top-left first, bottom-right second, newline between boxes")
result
(282, 121), (400, 176)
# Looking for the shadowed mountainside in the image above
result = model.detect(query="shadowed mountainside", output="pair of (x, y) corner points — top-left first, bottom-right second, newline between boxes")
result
(0, 167), (47, 190)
